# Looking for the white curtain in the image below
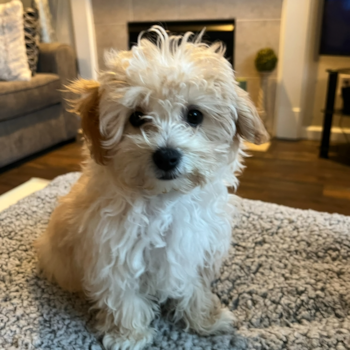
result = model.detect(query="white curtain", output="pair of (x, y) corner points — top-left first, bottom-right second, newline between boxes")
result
(34, 0), (56, 42)
(49, 0), (75, 47)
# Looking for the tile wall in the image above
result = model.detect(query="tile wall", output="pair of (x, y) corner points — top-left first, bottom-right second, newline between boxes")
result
(92, 0), (282, 109)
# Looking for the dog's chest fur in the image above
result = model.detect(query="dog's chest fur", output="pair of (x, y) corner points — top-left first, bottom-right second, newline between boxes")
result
(85, 180), (235, 300)
(121, 181), (234, 298)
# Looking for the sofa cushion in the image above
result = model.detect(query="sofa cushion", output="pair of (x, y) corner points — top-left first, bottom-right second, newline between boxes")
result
(0, 73), (61, 121)
(0, 1), (31, 81)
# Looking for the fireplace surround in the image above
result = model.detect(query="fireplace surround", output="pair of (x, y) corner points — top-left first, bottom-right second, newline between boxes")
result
(128, 20), (235, 67)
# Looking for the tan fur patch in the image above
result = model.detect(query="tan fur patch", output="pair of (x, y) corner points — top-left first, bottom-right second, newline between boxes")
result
(67, 79), (108, 165)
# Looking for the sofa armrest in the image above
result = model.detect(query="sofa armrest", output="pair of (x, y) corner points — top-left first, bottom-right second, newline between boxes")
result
(37, 43), (77, 85)
(38, 43), (80, 138)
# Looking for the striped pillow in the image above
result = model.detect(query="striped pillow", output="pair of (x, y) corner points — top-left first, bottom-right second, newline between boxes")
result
(23, 7), (40, 76)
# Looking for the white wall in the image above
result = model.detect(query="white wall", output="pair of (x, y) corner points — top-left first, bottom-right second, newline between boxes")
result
(274, 0), (319, 139)
(274, 0), (350, 140)
(70, 0), (98, 79)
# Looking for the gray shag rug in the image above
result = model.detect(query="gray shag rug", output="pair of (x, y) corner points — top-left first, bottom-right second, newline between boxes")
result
(1, 172), (350, 350)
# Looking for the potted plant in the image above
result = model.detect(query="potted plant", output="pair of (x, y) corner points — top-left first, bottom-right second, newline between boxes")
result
(255, 48), (278, 133)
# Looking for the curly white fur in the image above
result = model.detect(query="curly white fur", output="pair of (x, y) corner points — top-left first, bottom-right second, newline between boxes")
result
(34, 26), (268, 350)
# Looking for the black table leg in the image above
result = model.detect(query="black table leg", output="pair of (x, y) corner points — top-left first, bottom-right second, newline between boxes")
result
(320, 71), (338, 158)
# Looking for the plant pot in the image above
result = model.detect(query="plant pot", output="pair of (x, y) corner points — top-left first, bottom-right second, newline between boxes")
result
(257, 71), (272, 133)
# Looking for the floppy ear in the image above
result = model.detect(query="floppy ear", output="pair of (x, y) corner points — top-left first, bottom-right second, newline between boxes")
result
(67, 79), (108, 165)
(235, 86), (269, 145)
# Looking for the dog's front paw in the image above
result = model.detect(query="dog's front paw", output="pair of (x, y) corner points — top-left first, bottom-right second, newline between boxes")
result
(189, 307), (236, 336)
(102, 328), (154, 350)
(209, 307), (236, 334)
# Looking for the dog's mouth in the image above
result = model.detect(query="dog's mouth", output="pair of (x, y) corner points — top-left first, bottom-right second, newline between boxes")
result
(158, 172), (179, 180)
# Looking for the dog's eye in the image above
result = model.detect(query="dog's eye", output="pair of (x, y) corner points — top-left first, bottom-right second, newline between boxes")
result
(129, 111), (146, 127)
(186, 109), (203, 127)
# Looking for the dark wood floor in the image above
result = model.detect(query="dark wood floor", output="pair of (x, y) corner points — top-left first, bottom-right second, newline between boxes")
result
(1, 139), (350, 215)
(235, 140), (350, 215)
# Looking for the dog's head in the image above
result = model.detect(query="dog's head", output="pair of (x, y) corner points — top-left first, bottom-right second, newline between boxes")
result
(69, 26), (268, 195)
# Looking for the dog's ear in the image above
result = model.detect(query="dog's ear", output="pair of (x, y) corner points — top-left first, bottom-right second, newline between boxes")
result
(235, 86), (269, 145)
(67, 79), (108, 165)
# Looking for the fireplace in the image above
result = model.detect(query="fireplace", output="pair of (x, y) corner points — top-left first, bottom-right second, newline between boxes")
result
(128, 20), (235, 68)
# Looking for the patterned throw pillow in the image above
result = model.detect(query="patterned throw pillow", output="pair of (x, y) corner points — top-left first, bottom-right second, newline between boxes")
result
(0, 0), (31, 81)
(23, 7), (40, 76)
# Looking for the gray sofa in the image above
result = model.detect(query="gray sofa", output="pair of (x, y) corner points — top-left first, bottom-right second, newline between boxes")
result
(0, 43), (80, 167)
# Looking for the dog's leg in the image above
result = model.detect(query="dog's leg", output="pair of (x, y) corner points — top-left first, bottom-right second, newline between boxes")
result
(173, 280), (235, 335)
(95, 290), (157, 350)
(34, 204), (83, 293)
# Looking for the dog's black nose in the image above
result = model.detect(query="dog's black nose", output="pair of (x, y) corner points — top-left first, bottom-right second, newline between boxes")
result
(153, 148), (182, 172)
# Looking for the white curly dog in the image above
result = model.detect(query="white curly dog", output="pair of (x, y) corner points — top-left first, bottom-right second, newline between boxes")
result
(35, 26), (268, 350)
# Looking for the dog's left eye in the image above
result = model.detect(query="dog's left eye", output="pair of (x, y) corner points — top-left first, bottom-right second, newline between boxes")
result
(186, 109), (203, 127)
(129, 111), (147, 127)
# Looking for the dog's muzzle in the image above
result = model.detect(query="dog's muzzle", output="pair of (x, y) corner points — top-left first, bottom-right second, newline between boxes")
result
(152, 147), (182, 180)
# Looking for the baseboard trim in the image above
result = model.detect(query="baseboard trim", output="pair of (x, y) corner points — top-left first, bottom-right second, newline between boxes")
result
(302, 126), (350, 142)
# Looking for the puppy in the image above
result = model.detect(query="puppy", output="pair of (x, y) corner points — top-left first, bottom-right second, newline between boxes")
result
(34, 26), (268, 350)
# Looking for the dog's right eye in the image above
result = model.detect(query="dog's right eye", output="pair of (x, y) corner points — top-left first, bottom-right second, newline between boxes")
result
(129, 111), (146, 127)
(186, 109), (203, 127)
